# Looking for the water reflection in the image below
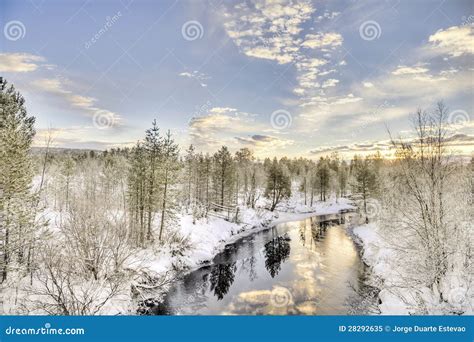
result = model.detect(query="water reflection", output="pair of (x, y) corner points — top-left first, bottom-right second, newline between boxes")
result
(209, 263), (236, 300)
(152, 213), (374, 315)
(240, 256), (258, 282)
(264, 232), (291, 278)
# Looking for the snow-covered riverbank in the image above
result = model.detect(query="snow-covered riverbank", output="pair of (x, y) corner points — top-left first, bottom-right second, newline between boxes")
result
(353, 224), (473, 315)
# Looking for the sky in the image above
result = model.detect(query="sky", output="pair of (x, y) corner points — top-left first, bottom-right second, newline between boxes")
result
(0, 0), (473, 158)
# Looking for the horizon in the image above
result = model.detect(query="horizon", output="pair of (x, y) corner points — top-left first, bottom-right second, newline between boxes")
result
(1, 0), (473, 159)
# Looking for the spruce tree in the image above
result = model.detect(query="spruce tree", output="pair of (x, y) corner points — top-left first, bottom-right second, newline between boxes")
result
(158, 130), (180, 241)
(0, 79), (36, 282)
(264, 158), (291, 211)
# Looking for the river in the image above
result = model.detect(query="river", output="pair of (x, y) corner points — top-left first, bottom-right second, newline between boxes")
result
(153, 212), (377, 315)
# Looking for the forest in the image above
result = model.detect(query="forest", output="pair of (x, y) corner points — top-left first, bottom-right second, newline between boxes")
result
(0, 79), (472, 315)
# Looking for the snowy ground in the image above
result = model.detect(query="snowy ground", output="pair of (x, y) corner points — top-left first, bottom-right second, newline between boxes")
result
(353, 224), (473, 315)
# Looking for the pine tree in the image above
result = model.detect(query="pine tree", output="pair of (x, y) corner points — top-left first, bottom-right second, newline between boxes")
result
(315, 157), (330, 201)
(352, 155), (378, 223)
(158, 131), (180, 241)
(0, 79), (36, 282)
(184, 145), (195, 209)
(144, 120), (163, 241)
(128, 143), (148, 246)
(235, 148), (254, 205)
(212, 146), (234, 207)
(264, 158), (291, 211)
(338, 160), (349, 197)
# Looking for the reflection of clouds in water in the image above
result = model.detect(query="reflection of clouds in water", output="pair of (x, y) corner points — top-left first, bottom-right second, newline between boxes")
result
(224, 224), (362, 315)
(296, 301), (319, 315)
(224, 283), (324, 315)
(224, 286), (296, 315)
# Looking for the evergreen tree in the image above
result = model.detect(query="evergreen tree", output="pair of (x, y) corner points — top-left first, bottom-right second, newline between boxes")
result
(235, 148), (254, 205)
(0, 79), (36, 282)
(212, 146), (234, 207)
(158, 131), (180, 241)
(128, 143), (149, 246)
(315, 157), (330, 201)
(144, 120), (163, 241)
(184, 145), (195, 208)
(264, 158), (291, 211)
(352, 155), (378, 223)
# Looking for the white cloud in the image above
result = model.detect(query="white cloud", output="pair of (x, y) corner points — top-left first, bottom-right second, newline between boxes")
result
(309, 134), (474, 158)
(0, 53), (45, 73)
(188, 107), (293, 157)
(179, 70), (210, 87)
(31, 77), (122, 127)
(315, 11), (341, 22)
(428, 25), (474, 58)
(392, 65), (429, 75)
(222, 1), (315, 65)
(209, 107), (238, 114)
(220, 0), (347, 128)
(301, 32), (343, 49)
(321, 78), (339, 88)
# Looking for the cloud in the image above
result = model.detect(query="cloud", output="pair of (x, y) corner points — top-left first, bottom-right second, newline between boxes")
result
(428, 25), (474, 58)
(0, 53), (45, 72)
(309, 134), (474, 158)
(301, 32), (343, 49)
(188, 107), (293, 156)
(34, 127), (135, 150)
(315, 11), (341, 22)
(235, 134), (293, 150)
(392, 65), (429, 75)
(31, 78), (123, 128)
(179, 70), (210, 87)
(222, 1), (315, 65)
(321, 78), (339, 88)
(220, 0), (347, 129)
(209, 107), (238, 114)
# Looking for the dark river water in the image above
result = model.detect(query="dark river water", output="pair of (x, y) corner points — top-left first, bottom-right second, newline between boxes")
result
(153, 212), (375, 315)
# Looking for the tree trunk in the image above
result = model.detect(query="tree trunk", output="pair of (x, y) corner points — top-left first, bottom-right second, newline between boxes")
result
(159, 169), (169, 241)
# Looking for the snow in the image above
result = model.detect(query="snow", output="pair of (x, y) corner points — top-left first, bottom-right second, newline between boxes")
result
(353, 223), (474, 315)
